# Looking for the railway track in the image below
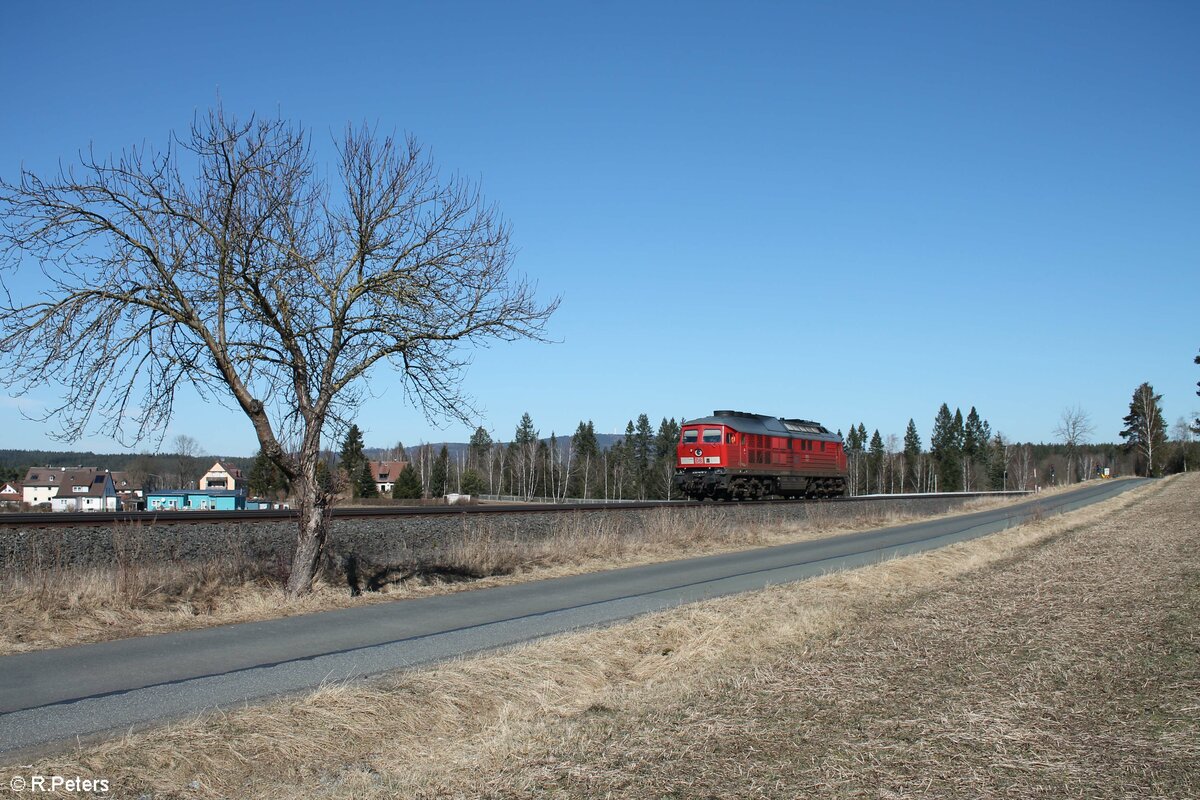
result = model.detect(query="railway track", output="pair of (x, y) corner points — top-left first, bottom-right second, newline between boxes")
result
(0, 491), (1032, 527)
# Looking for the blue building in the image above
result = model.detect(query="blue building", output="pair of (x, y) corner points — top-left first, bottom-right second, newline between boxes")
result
(145, 489), (247, 511)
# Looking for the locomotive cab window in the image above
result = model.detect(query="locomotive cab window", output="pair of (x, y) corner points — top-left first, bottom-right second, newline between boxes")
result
(682, 429), (699, 444)
(703, 428), (722, 443)
(726, 432), (736, 444)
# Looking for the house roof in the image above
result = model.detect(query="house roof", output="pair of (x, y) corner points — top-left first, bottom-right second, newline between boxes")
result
(369, 460), (409, 480)
(52, 472), (113, 499)
(0, 481), (21, 494)
(206, 461), (243, 478)
(23, 467), (105, 489)
(108, 471), (134, 490)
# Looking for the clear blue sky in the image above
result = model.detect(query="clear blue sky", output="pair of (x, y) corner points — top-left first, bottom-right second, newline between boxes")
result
(1, 0), (1197, 457)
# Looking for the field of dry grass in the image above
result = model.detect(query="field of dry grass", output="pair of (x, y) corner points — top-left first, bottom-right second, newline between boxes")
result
(0, 493), (1023, 655)
(17, 475), (1194, 798)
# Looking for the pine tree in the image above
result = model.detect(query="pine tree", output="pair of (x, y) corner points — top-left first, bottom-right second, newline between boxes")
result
(845, 424), (865, 495)
(430, 445), (450, 497)
(1120, 382), (1167, 476)
(248, 449), (289, 497)
(987, 434), (1008, 490)
(653, 417), (681, 499)
(512, 412), (538, 499)
(868, 430), (885, 494)
(568, 420), (599, 499)
(468, 427), (493, 471)
(903, 419), (922, 492)
(963, 407), (989, 490)
(357, 460), (379, 498)
(604, 422), (636, 501)
(459, 468), (485, 496)
(633, 413), (654, 499)
(339, 424), (367, 498)
(931, 404), (963, 492)
(391, 463), (423, 499)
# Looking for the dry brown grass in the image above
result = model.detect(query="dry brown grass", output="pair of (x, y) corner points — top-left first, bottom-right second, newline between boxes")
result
(20, 477), (1190, 798)
(0, 492), (1037, 655)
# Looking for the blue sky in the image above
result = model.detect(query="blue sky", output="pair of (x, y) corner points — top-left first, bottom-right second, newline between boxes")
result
(1, 0), (1197, 456)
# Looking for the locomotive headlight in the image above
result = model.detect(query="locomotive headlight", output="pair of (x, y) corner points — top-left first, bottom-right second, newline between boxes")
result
(694, 448), (703, 457)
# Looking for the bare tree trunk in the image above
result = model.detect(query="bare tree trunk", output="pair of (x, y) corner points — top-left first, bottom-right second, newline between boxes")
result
(287, 492), (329, 595)
(285, 440), (332, 597)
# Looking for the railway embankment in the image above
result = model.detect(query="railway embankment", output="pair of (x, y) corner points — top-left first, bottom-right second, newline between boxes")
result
(1, 495), (984, 576)
(0, 492), (1031, 655)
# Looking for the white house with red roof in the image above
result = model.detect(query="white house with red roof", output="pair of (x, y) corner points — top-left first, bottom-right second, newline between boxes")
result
(0, 481), (22, 507)
(368, 460), (409, 495)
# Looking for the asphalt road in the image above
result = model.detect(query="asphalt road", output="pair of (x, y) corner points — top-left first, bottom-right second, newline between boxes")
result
(0, 479), (1148, 761)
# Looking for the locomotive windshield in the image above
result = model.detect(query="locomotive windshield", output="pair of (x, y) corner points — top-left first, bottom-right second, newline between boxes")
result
(702, 428), (722, 443)
(682, 429), (699, 443)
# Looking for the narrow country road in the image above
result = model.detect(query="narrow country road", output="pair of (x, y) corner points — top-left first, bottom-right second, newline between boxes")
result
(0, 479), (1147, 761)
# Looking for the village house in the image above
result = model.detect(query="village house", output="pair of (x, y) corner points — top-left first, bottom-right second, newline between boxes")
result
(109, 471), (142, 510)
(368, 460), (408, 495)
(0, 481), (22, 508)
(21, 467), (122, 511)
(199, 461), (243, 492)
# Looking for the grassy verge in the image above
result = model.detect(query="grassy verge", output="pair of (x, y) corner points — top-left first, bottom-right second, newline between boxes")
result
(18, 476), (1192, 798)
(0, 492), (1025, 655)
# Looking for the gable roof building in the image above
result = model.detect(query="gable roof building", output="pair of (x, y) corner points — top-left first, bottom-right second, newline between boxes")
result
(23, 466), (96, 506)
(22, 467), (122, 511)
(48, 470), (119, 512)
(0, 481), (22, 507)
(368, 460), (409, 496)
(199, 461), (243, 491)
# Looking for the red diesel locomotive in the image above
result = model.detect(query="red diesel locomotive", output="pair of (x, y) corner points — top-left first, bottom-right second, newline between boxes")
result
(673, 410), (848, 500)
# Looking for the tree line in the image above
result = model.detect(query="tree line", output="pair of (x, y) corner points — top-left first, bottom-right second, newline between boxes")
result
(402, 413), (685, 501)
(247, 368), (1197, 503)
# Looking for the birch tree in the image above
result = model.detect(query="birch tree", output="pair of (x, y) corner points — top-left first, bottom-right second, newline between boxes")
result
(1120, 382), (1167, 476)
(0, 107), (556, 596)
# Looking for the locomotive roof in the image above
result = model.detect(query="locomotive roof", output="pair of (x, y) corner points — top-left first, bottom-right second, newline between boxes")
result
(682, 410), (842, 441)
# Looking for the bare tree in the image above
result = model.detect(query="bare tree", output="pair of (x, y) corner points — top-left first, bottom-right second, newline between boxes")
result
(1053, 405), (1094, 483)
(171, 433), (204, 488)
(0, 107), (556, 596)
